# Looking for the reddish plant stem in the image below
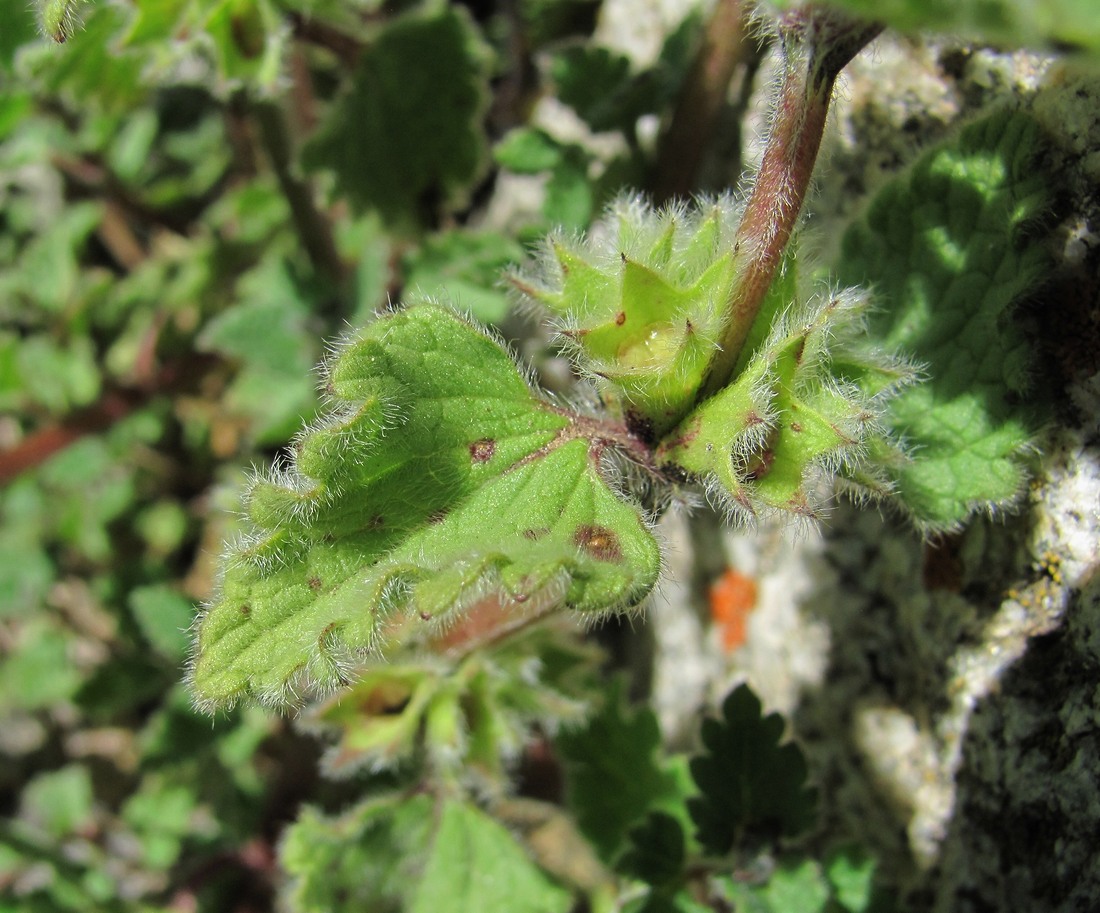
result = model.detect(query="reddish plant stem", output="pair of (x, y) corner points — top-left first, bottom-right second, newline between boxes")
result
(252, 99), (348, 292)
(284, 11), (364, 68)
(652, 0), (754, 203)
(0, 355), (220, 486)
(0, 390), (142, 485)
(700, 6), (882, 398)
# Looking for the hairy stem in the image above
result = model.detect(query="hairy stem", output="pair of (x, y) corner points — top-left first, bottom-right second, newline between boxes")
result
(700, 5), (882, 398)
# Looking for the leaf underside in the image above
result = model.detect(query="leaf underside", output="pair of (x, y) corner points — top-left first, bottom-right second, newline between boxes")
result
(191, 305), (660, 710)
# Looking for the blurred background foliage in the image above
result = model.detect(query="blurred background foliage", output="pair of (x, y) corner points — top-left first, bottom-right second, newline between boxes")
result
(1, 0), (1095, 910)
(0, 0), (708, 908)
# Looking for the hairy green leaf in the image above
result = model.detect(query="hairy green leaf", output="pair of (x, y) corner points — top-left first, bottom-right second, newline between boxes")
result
(688, 684), (817, 854)
(837, 108), (1054, 528)
(659, 286), (898, 520)
(515, 197), (742, 436)
(191, 304), (659, 709)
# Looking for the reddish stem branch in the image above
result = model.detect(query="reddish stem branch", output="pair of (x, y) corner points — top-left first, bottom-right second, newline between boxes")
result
(652, 0), (753, 203)
(0, 391), (143, 485)
(285, 11), (364, 68)
(0, 355), (220, 486)
(700, 6), (882, 398)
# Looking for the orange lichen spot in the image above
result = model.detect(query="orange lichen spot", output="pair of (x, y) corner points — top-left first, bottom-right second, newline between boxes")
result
(709, 568), (758, 652)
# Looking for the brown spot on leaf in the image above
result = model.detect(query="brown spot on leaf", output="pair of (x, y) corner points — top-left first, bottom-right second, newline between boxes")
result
(470, 438), (496, 462)
(792, 337), (807, 365)
(573, 524), (622, 562)
(790, 421), (803, 433)
(240, 603), (251, 617)
(308, 576), (323, 592)
(615, 311), (626, 326)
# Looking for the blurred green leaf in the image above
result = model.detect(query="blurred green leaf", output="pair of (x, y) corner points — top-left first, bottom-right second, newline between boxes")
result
(304, 5), (492, 229)
(0, 0), (37, 72)
(778, 0), (1100, 57)
(21, 766), (94, 839)
(550, 15), (698, 137)
(558, 682), (689, 863)
(617, 811), (685, 889)
(688, 684), (817, 855)
(198, 255), (319, 444)
(283, 793), (437, 913)
(122, 776), (205, 870)
(283, 795), (571, 913)
(410, 800), (572, 913)
(826, 845), (879, 912)
(105, 108), (159, 181)
(551, 45), (644, 134)
(5, 201), (101, 315)
(718, 858), (831, 913)
(129, 584), (195, 660)
(20, 4), (147, 114)
(402, 229), (524, 324)
(201, 0), (287, 90)
(0, 621), (81, 710)
(495, 128), (565, 173)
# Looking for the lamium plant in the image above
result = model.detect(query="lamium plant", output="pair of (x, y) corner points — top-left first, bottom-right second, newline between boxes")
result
(5, 0), (1074, 910)
(188, 2), (1054, 710)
